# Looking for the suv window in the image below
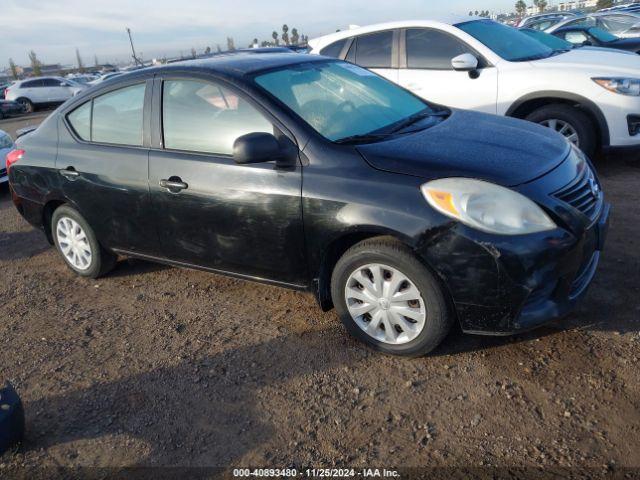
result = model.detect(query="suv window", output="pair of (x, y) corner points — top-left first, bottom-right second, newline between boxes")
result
(162, 79), (272, 155)
(21, 79), (43, 88)
(353, 31), (393, 68)
(406, 28), (473, 69)
(67, 83), (145, 145)
(320, 39), (348, 58)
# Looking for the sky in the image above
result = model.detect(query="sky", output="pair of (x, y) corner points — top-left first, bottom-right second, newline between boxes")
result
(2, 0), (518, 70)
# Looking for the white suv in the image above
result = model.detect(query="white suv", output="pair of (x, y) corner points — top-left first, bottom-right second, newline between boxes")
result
(309, 18), (640, 156)
(5, 76), (85, 113)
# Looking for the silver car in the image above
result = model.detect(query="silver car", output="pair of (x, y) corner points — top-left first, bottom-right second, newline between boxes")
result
(0, 130), (14, 183)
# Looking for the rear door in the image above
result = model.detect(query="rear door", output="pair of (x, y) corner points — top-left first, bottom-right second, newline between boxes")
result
(57, 79), (159, 254)
(148, 75), (307, 286)
(345, 30), (399, 83)
(19, 79), (45, 103)
(397, 28), (498, 114)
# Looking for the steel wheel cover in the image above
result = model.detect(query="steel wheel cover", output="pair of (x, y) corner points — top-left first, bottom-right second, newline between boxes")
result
(344, 263), (426, 345)
(56, 217), (92, 271)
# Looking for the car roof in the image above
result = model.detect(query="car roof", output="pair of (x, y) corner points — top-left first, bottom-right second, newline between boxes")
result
(308, 17), (480, 49)
(85, 52), (328, 88)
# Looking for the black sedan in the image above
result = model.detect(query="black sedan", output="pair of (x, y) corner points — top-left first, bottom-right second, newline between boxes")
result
(5, 53), (610, 356)
(552, 25), (640, 53)
(0, 99), (24, 119)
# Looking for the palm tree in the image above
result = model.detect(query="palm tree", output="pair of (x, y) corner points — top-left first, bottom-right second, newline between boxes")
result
(291, 28), (299, 45)
(515, 0), (527, 16)
(282, 24), (290, 45)
(272, 31), (279, 46)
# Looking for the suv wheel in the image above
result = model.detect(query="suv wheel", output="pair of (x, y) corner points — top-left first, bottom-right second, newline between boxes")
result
(16, 98), (34, 114)
(51, 205), (116, 278)
(525, 104), (596, 157)
(331, 237), (453, 357)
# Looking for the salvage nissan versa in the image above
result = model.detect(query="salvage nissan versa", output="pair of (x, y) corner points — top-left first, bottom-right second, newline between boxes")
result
(7, 53), (610, 356)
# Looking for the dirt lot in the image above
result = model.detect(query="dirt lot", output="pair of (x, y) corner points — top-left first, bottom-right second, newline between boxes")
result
(0, 112), (639, 478)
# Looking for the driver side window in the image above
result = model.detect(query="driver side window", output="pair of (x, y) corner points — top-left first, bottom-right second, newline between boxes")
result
(405, 28), (474, 70)
(162, 79), (273, 155)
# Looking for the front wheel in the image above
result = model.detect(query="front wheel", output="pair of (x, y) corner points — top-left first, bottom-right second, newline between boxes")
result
(51, 205), (116, 278)
(525, 104), (596, 157)
(331, 237), (453, 357)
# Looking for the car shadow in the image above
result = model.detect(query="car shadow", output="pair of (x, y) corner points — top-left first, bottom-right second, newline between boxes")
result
(20, 328), (352, 468)
(0, 230), (50, 261)
(109, 258), (171, 278)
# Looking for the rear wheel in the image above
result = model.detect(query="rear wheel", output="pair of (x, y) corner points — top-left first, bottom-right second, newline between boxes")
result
(525, 104), (596, 157)
(16, 98), (34, 114)
(51, 205), (116, 278)
(331, 237), (453, 357)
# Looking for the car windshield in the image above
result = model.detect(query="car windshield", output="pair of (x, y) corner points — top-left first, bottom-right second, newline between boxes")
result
(254, 61), (435, 142)
(520, 28), (575, 50)
(457, 19), (561, 61)
(588, 27), (619, 42)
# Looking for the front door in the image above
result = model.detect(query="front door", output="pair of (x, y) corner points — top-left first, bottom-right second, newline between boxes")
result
(148, 77), (307, 286)
(398, 28), (498, 114)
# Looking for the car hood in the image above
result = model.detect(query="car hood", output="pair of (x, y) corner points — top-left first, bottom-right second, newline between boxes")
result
(355, 110), (570, 187)
(531, 47), (640, 74)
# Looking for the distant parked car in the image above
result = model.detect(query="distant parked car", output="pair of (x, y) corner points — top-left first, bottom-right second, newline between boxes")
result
(4, 77), (86, 113)
(0, 130), (14, 183)
(552, 25), (640, 52)
(547, 12), (640, 38)
(520, 27), (638, 55)
(0, 99), (25, 119)
(518, 12), (578, 30)
(87, 72), (123, 86)
(310, 17), (640, 156)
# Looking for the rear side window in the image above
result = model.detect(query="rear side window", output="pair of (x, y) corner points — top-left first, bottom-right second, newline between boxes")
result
(320, 39), (348, 58)
(162, 79), (272, 155)
(354, 31), (393, 68)
(66, 83), (145, 146)
(92, 84), (145, 146)
(42, 78), (62, 87)
(21, 80), (43, 88)
(406, 29), (473, 69)
(67, 102), (91, 140)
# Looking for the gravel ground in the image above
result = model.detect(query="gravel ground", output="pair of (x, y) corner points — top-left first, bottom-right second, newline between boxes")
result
(0, 113), (639, 478)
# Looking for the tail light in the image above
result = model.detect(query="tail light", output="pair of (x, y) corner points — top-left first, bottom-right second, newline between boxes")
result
(6, 149), (24, 174)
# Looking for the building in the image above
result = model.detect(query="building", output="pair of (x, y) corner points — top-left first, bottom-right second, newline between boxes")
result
(558, 0), (597, 11)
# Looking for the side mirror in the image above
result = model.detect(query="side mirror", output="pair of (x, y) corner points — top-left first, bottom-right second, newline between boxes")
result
(233, 132), (297, 168)
(451, 53), (479, 72)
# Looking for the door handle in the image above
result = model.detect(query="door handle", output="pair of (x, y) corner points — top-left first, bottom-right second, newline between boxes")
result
(159, 178), (188, 192)
(59, 168), (80, 180)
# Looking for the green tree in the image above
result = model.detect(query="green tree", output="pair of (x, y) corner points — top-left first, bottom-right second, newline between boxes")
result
(282, 24), (289, 45)
(469, 10), (473, 15)
(272, 30), (279, 45)
(9, 58), (18, 79)
(533, 0), (548, 12)
(597, 0), (613, 8)
(28, 50), (41, 76)
(291, 28), (299, 45)
(515, 0), (527, 16)
(75, 48), (84, 73)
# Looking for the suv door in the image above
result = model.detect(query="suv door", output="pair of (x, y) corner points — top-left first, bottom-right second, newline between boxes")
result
(344, 30), (399, 83)
(58, 80), (159, 254)
(148, 76), (307, 286)
(20, 79), (45, 103)
(43, 78), (72, 102)
(398, 28), (498, 114)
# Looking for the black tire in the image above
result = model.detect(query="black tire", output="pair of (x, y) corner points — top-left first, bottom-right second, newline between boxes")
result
(51, 205), (116, 278)
(331, 237), (453, 357)
(16, 98), (34, 114)
(525, 104), (597, 158)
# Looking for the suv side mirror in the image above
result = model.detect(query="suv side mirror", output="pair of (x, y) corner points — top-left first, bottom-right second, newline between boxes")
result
(233, 132), (297, 168)
(451, 53), (479, 72)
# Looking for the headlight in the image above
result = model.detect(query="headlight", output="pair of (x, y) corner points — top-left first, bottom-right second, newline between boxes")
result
(421, 178), (556, 235)
(593, 77), (640, 96)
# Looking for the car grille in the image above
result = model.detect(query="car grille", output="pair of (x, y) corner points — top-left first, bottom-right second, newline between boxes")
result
(553, 165), (602, 221)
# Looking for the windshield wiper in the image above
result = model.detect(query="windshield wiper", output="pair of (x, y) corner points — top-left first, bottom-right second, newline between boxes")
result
(334, 132), (396, 145)
(386, 109), (450, 134)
